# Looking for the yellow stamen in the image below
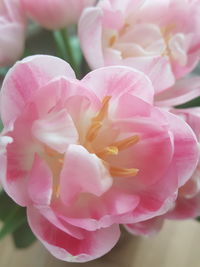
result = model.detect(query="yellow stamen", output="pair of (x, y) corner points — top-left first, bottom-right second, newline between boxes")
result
(86, 121), (102, 142)
(119, 23), (130, 35)
(58, 158), (64, 164)
(93, 96), (111, 122)
(109, 35), (117, 47)
(110, 166), (139, 177)
(111, 135), (139, 151)
(56, 185), (60, 198)
(96, 146), (119, 158)
(86, 96), (111, 143)
(45, 146), (58, 157)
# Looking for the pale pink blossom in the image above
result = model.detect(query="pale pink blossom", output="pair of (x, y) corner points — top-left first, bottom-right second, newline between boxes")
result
(0, 55), (198, 261)
(79, 0), (200, 92)
(125, 108), (200, 236)
(0, 0), (26, 66)
(21, 0), (96, 29)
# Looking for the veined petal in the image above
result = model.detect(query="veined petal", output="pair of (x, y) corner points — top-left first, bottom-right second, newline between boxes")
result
(82, 66), (154, 104)
(0, 55), (75, 127)
(27, 206), (120, 262)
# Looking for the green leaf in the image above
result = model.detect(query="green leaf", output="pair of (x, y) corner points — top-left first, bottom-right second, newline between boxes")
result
(0, 67), (9, 77)
(0, 191), (27, 240)
(176, 96), (200, 109)
(0, 190), (18, 222)
(0, 120), (3, 132)
(12, 221), (36, 248)
(195, 216), (200, 222)
(0, 206), (26, 240)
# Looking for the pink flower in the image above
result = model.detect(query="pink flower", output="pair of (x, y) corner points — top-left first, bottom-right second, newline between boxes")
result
(21, 0), (96, 29)
(125, 107), (200, 236)
(0, 55), (198, 261)
(79, 0), (200, 92)
(0, 0), (26, 67)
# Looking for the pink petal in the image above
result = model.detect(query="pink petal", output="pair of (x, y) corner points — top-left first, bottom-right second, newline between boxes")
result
(156, 76), (200, 107)
(60, 144), (113, 205)
(59, 189), (140, 231)
(115, 93), (152, 118)
(27, 154), (53, 206)
(27, 206), (120, 262)
(165, 111), (199, 187)
(82, 66), (154, 104)
(32, 109), (78, 154)
(0, 135), (30, 206)
(124, 216), (164, 237)
(79, 7), (105, 69)
(32, 77), (99, 119)
(0, 55), (75, 128)
(122, 56), (175, 93)
(0, 23), (25, 67)
(167, 193), (200, 220)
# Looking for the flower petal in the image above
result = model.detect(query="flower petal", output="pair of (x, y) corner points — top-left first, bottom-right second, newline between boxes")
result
(59, 144), (113, 205)
(124, 217), (164, 236)
(79, 7), (105, 69)
(27, 206), (120, 262)
(27, 154), (53, 205)
(32, 109), (78, 154)
(0, 55), (75, 127)
(156, 76), (200, 107)
(82, 66), (154, 104)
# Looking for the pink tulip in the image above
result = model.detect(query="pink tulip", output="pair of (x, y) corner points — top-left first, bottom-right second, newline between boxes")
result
(0, 0), (26, 67)
(125, 108), (200, 236)
(79, 0), (200, 92)
(0, 55), (198, 261)
(21, 0), (96, 29)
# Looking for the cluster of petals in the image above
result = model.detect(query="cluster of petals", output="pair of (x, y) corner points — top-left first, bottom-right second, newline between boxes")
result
(79, 0), (200, 92)
(21, 0), (96, 30)
(0, 55), (199, 262)
(126, 108), (200, 237)
(0, 0), (26, 67)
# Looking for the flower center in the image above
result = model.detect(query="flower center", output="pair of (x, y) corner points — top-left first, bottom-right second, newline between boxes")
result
(44, 96), (140, 198)
(84, 96), (139, 178)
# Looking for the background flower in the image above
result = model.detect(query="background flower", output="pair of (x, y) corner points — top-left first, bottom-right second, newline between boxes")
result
(0, 0), (26, 67)
(79, 0), (200, 92)
(21, 0), (96, 29)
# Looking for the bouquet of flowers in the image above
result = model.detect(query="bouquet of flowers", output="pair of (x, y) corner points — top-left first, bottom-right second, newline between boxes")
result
(0, 0), (200, 262)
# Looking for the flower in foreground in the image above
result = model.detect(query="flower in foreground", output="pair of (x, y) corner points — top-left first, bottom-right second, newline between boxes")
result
(0, 0), (26, 67)
(79, 0), (200, 92)
(21, 0), (96, 30)
(0, 55), (198, 262)
(125, 108), (200, 236)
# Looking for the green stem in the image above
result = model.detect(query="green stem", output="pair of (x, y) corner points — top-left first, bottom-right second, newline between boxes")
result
(53, 31), (67, 60)
(60, 28), (81, 78)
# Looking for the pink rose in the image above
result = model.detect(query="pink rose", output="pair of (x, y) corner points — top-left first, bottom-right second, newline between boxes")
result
(21, 0), (96, 29)
(0, 0), (26, 66)
(79, 0), (200, 92)
(0, 55), (198, 261)
(125, 107), (200, 236)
